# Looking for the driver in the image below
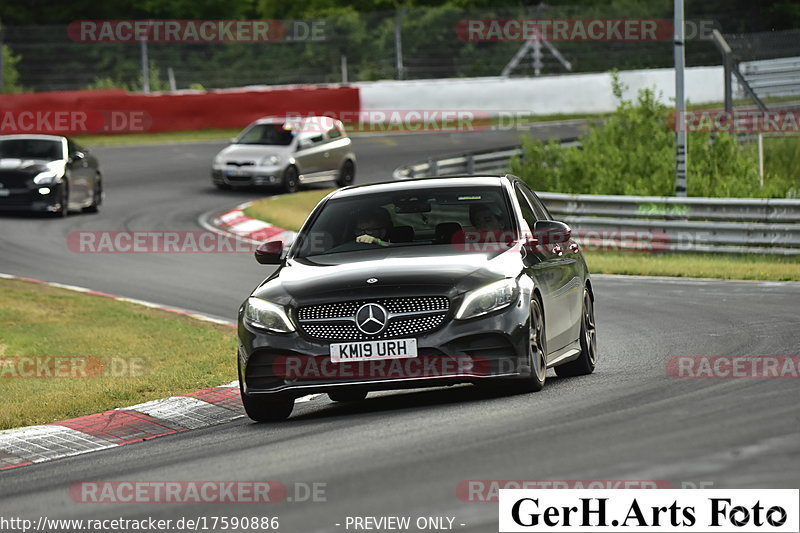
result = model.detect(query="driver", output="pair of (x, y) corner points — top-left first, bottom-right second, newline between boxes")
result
(354, 207), (392, 247)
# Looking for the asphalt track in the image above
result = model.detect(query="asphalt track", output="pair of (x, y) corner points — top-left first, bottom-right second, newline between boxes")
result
(0, 123), (798, 532)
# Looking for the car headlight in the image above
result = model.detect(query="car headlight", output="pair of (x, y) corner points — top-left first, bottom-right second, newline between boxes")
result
(455, 278), (519, 320)
(261, 155), (280, 166)
(33, 170), (60, 185)
(243, 297), (295, 333)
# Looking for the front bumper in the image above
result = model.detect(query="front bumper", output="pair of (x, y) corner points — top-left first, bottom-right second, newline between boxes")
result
(0, 186), (63, 212)
(238, 297), (532, 398)
(211, 165), (285, 187)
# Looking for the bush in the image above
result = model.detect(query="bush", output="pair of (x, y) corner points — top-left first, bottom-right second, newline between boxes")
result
(2, 44), (24, 92)
(510, 74), (797, 198)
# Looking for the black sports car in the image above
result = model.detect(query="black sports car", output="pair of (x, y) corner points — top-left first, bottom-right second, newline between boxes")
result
(238, 175), (597, 421)
(0, 134), (102, 216)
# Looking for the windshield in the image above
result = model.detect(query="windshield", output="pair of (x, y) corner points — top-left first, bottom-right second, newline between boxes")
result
(235, 123), (296, 146)
(0, 139), (63, 160)
(294, 186), (516, 258)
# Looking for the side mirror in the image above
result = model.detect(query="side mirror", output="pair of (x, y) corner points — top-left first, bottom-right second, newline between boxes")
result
(533, 220), (572, 245)
(254, 240), (284, 264)
(70, 151), (85, 161)
(229, 137), (238, 144)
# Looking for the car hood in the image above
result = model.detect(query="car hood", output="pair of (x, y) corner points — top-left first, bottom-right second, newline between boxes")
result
(251, 245), (522, 305)
(0, 158), (62, 173)
(216, 144), (293, 161)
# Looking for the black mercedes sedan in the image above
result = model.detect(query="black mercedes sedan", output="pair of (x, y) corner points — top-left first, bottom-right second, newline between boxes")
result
(0, 134), (102, 216)
(238, 175), (597, 421)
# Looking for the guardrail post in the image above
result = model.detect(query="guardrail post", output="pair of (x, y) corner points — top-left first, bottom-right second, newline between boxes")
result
(466, 155), (475, 174)
(428, 158), (438, 177)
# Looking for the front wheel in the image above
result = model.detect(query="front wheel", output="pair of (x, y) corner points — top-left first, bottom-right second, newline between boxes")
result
(52, 181), (69, 218)
(555, 288), (597, 377)
(282, 166), (299, 194)
(83, 175), (102, 213)
(336, 160), (355, 187)
(241, 392), (294, 422)
(514, 297), (547, 393)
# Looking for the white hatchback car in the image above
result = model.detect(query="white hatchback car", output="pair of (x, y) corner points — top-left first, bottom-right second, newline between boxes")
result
(211, 116), (356, 193)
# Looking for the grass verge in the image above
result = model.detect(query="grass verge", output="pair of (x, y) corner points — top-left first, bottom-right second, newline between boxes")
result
(585, 252), (799, 282)
(0, 278), (237, 430)
(243, 188), (799, 282)
(74, 128), (240, 147)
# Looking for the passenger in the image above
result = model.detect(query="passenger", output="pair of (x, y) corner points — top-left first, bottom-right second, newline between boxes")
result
(469, 203), (503, 231)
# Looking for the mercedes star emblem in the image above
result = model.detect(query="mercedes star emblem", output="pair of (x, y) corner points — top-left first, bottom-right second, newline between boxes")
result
(355, 303), (388, 335)
(366, 278), (378, 284)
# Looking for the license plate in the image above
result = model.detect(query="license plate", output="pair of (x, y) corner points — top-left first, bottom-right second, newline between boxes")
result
(0, 189), (9, 196)
(225, 169), (248, 177)
(330, 339), (417, 363)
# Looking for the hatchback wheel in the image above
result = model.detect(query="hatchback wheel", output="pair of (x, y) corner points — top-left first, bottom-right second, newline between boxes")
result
(555, 288), (597, 377)
(283, 166), (299, 193)
(336, 160), (355, 187)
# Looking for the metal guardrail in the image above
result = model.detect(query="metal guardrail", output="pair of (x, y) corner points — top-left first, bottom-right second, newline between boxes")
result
(740, 56), (800, 99)
(393, 145), (800, 255)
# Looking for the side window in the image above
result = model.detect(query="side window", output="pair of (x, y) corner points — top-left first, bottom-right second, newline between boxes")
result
(514, 186), (538, 231)
(519, 184), (551, 220)
(327, 125), (342, 139)
(298, 132), (325, 149)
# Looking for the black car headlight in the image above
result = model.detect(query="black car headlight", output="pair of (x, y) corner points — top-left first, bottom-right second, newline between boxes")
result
(33, 170), (60, 185)
(243, 297), (295, 333)
(455, 278), (519, 320)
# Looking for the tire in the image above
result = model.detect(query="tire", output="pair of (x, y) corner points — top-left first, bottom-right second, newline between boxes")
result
(83, 174), (102, 213)
(482, 296), (546, 395)
(336, 160), (355, 187)
(328, 390), (368, 402)
(241, 391), (294, 422)
(513, 296), (547, 393)
(215, 182), (232, 191)
(52, 181), (69, 218)
(282, 165), (299, 194)
(555, 288), (597, 377)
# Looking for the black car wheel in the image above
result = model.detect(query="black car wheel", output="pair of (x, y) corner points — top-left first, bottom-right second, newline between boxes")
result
(83, 174), (102, 213)
(336, 160), (355, 187)
(283, 165), (299, 194)
(517, 296), (547, 392)
(53, 181), (69, 218)
(238, 359), (294, 421)
(555, 288), (597, 377)
(241, 390), (294, 422)
(215, 182), (232, 191)
(328, 390), (368, 402)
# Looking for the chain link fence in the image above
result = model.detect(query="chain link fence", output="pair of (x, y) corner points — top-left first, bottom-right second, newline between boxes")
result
(0, 4), (730, 92)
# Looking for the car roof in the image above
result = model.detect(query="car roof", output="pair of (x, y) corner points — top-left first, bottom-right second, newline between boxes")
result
(0, 134), (67, 142)
(329, 175), (512, 199)
(252, 115), (337, 125)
